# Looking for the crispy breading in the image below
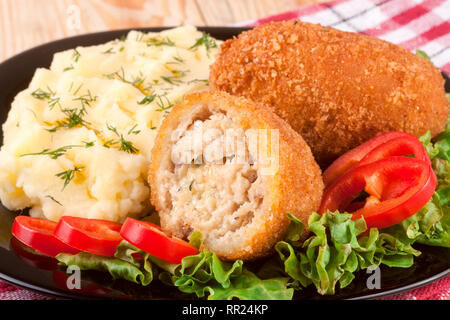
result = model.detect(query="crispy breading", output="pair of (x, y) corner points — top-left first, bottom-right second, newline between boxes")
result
(210, 20), (448, 166)
(149, 91), (323, 260)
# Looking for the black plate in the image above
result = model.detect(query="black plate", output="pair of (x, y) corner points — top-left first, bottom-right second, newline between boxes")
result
(0, 27), (448, 300)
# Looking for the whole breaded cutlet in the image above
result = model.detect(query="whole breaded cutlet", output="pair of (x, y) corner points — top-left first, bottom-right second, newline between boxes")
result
(210, 20), (448, 167)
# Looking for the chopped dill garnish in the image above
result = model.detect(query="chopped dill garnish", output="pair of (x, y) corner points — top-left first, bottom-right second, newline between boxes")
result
(48, 97), (61, 110)
(72, 83), (83, 95)
(137, 93), (156, 105)
(148, 120), (157, 130)
(46, 108), (89, 132)
(155, 95), (174, 112)
(56, 166), (84, 190)
(63, 65), (74, 72)
(73, 89), (97, 109)
(72, 48), (81, 62)
(160, 67), (189, 85)
(27, 108), (37, 119)
(161, 76), (178, 85)
(31, 87), (55, 100)
(173, 55), (185, 63)
(127, 124), (140, 135)
(46, 195), (63, 206)
(103, 139), (117, 148)
(82, 141), (95, 148)
(165, 55), (185, 65)
(20, 144), (88, 159)
(31, 87), (64, 110)
(105, 124), (139, 154)
(145, 37), (175, 47)
(190, 32), (217, 56)
(187, 79), (209, 85)
(119, 138), (139, 154)
(104, 68), (150, 95)
(102, 47), (115, 54)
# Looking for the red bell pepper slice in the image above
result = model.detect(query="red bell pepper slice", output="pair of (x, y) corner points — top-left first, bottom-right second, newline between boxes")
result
(323, 132), (427, 187)
(120, 218), (199, 264)
(54, 216), (122, 257)
(319, 157), (436, 229)
(357, 134), (430, 167)
(11, 216), (80, 258)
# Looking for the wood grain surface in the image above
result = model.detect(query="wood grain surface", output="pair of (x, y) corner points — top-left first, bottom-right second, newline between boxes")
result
(0, 0), (330, 62)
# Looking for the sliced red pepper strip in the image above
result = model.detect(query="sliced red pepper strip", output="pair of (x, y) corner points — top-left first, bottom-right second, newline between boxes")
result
(357, 135), (430, 167)
(319, 157), (436, 229)
(120, 218), (199, 264)
(323, 132), (419, 187)
(11, 216), (80, 257)
(54, 216), (122, 257)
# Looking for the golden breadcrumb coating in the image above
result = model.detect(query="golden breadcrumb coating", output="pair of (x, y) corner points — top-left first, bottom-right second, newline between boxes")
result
(149, 91), (324, 261)
(210, 20), (448, 166)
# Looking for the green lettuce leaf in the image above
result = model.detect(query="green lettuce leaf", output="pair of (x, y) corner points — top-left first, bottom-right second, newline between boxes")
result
(275, 212), (420, 295)
(56, 249), (154, 286)
(158, 250), (292, 300)
(415, 50), (431, 61)
(283, 213), (305, 247)
(414, 127), (450, 247)
(188, 230), (204, 249)
(207, 270), (293, 300)
(384, 193), (450, 248)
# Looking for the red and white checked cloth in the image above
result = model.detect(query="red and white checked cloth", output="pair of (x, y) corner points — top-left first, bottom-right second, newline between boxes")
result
(237, 0), (450, 75)
(0, 0), (449, 300)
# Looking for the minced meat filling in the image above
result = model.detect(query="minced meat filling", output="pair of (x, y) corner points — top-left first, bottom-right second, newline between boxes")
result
(166, 112), (264, 249)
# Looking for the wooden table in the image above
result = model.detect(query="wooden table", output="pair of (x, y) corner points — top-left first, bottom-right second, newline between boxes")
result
(0, 0), (330, 62)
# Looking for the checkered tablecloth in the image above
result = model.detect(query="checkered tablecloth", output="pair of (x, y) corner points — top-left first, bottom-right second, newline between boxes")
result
(238, 0), (450, 75)
(1, 0), (449, 300)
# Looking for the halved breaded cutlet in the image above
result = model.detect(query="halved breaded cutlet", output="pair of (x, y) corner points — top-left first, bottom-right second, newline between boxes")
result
(149, 91), (324, 261)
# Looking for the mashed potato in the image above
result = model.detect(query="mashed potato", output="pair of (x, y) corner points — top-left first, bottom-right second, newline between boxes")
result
(0, 26), (221, 222)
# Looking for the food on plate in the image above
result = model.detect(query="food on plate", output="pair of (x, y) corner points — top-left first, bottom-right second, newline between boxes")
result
(0, 26), (221, 223)
(320, 157), (436, 229)
(322, 131), (431, 187)
(148, 91), (324, 260)
(54, 216), (122, 256)
(209, 20), (448, 166)
(1, 23), (449, 300)
(120, 217), (199, 264)
(320, 132), (437, 229)
(11, 216), (80, 257)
